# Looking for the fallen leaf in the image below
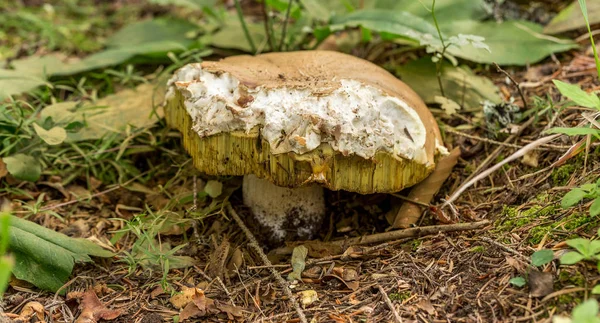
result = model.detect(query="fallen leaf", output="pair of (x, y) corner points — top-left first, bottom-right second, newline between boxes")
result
(32, 123), (67, 146)
(0, 158), (7, 179)
(75, 289), (122, 323)
(297, 290), (319, 307)
(434, 96), (461, 116)
(416, 299), (436, 315)
(529, 270), (553, 298)
(150, 285), (165, 299)
(204, 180), (223, 198)
(544, 1), (600, 34)
(391, 147), (461, 228)
(3, 154), (41, 182)
(287, 245), (308, 281)
(170, 286), (197, 309)
(14, 301), (45, 322)
(40, 82), (165, 142)
(521, 151), (539, 168)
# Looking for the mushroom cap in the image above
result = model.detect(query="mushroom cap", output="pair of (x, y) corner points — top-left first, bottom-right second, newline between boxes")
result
(165, 50), (445, 194)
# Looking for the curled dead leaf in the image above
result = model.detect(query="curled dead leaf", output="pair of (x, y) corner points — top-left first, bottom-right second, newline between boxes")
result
(170, 286), (197, 309)
(297, 290), (318, 307)
(75, 289), (122, 323)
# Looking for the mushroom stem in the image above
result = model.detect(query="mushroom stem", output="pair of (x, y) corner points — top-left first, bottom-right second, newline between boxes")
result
(242, 174), (326, 244)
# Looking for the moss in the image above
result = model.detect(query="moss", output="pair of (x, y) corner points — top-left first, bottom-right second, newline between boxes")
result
(495, 204), (557, 233)
(558, 270), (586, 287)
(411, 240), (422, 252)
(551, 164), (576, 186)
(469, 245), (485, 253)
(389, 291), (411, 302)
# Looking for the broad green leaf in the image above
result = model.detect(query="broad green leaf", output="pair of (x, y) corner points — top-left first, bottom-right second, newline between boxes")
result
(591, 240), (600, 255)
(389, 0), (491, 28)
(553, 80), (600, 109)
(562, 189), (588, 208)
(560, 251), (585, 265)
(41, 83), (165, 141)
(329, 9), (438, 44)
(287, 245), (308, 281)
(531, 249), (554, 267)
(209, 18), (266, 52)
(591, 198), (600, 217)
(572, 299), (600, 323)
(544, 1), (600, 34)
(299, 0), (331, 20)
(443, 20), (576, 65)
(32, 123), (67, 146)
(148, 0), (216, 10)
(593, 284), (600, 295)
(9, 216), (113, 292)
(3, 154), (41, 182)
(0, 69), (48, 101)
(9, 55), (66, 78)
(546, 127), (600, 136)
(509, 276), (526, 287)
(567, 238), (592, 257)
(396, 57), (501, 109)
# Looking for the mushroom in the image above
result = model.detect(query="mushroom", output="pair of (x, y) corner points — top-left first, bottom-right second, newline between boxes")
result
(164, 51), (447, 244)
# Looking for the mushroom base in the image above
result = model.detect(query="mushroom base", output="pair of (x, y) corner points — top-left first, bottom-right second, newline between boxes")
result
(242, 175), (325, 245)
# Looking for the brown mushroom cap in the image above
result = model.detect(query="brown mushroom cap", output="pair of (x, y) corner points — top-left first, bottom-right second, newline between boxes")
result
(165, 50), (445, 194)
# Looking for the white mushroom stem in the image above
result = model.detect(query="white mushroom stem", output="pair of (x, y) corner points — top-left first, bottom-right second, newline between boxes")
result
(242, 174), (326, 242)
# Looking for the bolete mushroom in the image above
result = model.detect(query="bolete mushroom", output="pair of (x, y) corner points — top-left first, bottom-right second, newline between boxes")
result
(164, 51), (447, 243)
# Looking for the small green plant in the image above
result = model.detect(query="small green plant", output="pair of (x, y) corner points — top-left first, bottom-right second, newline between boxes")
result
(561, 179), (600, 217)
(509, 249), (554, 288)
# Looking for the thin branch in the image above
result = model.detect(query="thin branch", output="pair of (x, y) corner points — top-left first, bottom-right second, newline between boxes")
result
(227, 204), (308, 323)
(261, 1), (276, 51)
(494, 62), (528, 110)
(279, 0), (293, 51)
(233, 0), (256, 53)
(378, 285), (403, 323)
(441, 134), (561, 207)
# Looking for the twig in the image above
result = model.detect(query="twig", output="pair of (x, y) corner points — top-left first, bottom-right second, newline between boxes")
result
(378, 284), (403, 323)
(479, 237), (528, 261)
(226, 204), (308, 323)
(233, 0), (256, 53)
(494, 62), (528, 110)
(441, 134), (560, 208)
(272, 220), (490, 256)
(279, 0), (293, 51)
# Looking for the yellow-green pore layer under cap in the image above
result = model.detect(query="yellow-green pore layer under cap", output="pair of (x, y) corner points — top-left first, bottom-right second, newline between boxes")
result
(164, 51), (445, 194)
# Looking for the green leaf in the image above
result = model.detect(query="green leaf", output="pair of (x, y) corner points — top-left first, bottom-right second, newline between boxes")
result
(567, 238), (592, 257)
(592, 284), (600, 295)
(509, 276), (526, 287)
(562, 189), (588, 208)
(287, 245), (308, 281)
(531, 249), (554, 267)
(396, 57), (502, 109)
(591, 198), (600, 217)
(3, 154), (41, 182)
(209, 18), (266, 52)
(204, 180), (223, 198)
(0, 256), (13, 296)
(546, 127), (600, 136)
(443, 20), (576, 65)
(148, 0), (216, 11)
(329, 9), (439, 43)
(572, 299), (600, 323)
(32, 123), (67, 146)
(560, 251), (585, 265)
(41, 83), (165, 142)
(0, 69), (49, 101)
(9, 216), (113, 292)
(553, 80), (600, 109)
(544, 1), (600, 34)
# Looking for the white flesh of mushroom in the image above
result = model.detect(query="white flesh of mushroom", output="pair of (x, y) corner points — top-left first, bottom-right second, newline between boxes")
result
(167, 64), (438, 165)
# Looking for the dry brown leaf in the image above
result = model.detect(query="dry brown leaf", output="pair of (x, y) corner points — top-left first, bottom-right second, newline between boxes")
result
(170, 286), (196, 309)
(521, 150), (539, 167)
(392, 147), (461, 228)
(14, 301), (45, 323)
(416, 299), (436, 315)
(0, 158), (7, 179)
(75, 289), (122, 323)
(297, 290), (319, 308)
(150, 285), (165, 299)
(529, 270), (553, 298)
